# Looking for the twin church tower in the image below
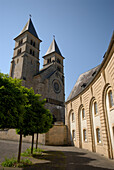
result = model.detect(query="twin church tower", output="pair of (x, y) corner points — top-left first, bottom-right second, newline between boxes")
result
(10, 18), (65, 124)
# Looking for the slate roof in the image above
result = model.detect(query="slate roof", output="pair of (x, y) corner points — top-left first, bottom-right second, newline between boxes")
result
(66, 65), (101, 102)
(45, 39), (62, 56)
(19, 18), (39, 39)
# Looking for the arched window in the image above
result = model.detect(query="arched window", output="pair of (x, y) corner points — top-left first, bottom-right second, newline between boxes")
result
(72, 113), (74, 121)
(17, 58), (19, 63)
(108, 90), (114, 108)
(30, 49), (32, 54)
(72, 130), (75, 140)
(96, 128), (101, 143)
(82, 108), (85, 119)
(33, 42), (35, 47)
(31, 40), (33, 45)
(83, 129), (87, 141)
(94, 101), (98, 115)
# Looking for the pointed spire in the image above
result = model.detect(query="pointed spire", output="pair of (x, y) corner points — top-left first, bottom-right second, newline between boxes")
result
(45, 37), (62, 56)
(19, 18), (39, 39)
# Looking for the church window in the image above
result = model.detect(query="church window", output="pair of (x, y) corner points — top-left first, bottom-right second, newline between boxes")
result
(72, 113), (74, 121)
(30, 49), (32, 55)
(57, 58), (61, 64)
(96, 128), (101, 143)
(33, 42), (35, 47)
(19, 39), (23, 46)
(57, 67), (61, 72)
(94, 101), (98, 115)
(82, 108), (85, 119)
(31, 40), (33, 45)
(17, 58), (19, 63)
(83, 129), (87, 141)
(47, 58), (51, 64)
(108, 90), (114, 108)
(17, 48), (21, 55)
(72, 130), (75, 139)
(47, 59), (50, 63)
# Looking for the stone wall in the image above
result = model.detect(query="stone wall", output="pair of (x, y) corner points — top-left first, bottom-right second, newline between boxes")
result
(0, 125), (68, 146)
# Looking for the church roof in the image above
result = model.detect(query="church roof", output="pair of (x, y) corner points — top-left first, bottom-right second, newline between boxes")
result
(66, 65), (101, 102)
(45, 38), (62, 56)
(18, 18), (39, 39)
(35, 63), (57, 80)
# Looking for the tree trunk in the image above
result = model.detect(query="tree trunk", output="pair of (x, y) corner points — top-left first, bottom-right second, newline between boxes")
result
(18, 132), (22, 163)
(31, 133), (34, 155)
(36, 133), (38, 149)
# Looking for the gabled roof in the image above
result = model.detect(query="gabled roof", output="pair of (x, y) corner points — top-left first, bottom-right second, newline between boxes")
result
(45, 38), (62, 56)
(66, 65), (101, 102)
(34, 63), (57, 81)
(14, 18), (40, 40)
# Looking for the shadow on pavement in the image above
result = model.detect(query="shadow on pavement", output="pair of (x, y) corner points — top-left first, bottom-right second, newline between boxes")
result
(22, 150), (110, 170)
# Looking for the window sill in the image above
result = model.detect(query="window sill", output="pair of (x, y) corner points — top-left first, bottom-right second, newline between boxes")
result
(94, 113), (99, 117)
(110, 106), (114, 111)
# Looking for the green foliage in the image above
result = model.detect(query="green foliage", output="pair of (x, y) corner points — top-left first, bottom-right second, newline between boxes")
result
(0, 73), (26, 129)
(21, 147), (44, 156)
(1, 157), (16, 167)
(1, 157), (32, 167)
(16, 88), (53, 137)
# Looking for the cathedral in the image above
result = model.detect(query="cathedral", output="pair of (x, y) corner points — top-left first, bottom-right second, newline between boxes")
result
(9, 18), (65, 124)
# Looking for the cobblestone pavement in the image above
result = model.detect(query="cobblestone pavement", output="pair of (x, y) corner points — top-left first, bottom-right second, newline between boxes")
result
(0, 139), (114, 170)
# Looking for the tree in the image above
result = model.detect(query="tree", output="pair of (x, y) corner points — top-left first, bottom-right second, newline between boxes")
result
(16, 87), (53, 161)
(0, 73), (26, 129)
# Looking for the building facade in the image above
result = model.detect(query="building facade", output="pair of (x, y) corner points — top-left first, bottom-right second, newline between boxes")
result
(65, 32), (114, 159)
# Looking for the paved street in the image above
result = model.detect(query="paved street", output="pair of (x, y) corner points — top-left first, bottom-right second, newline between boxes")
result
(0, 139), (114, 170)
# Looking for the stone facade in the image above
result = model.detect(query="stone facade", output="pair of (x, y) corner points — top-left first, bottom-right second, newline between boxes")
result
(10, 18), (65, 124)
(65, 32), (114, 158)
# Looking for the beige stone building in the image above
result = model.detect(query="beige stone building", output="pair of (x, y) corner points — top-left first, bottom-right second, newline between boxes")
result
(65, 32), (114, 159)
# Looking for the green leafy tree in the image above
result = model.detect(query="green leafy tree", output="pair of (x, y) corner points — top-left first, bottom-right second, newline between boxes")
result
(0, 73), (26, 129)
(16, 87), (53, 161)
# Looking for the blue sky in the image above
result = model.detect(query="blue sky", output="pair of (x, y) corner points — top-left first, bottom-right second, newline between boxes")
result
(0, 0), (114, 100)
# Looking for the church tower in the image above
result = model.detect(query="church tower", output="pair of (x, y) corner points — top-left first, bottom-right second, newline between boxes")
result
(42, 37), (65, 123)
(10, 18), (42, 87)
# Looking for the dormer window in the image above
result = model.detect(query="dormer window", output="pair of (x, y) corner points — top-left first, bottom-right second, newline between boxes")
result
(81, 83), (86, 88)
